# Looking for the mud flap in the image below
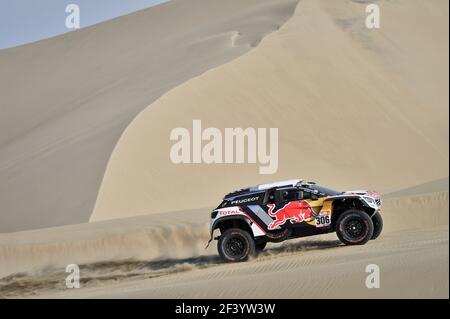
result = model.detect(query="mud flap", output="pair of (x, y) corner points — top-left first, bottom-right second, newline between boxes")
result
(205, 234), (220, 249)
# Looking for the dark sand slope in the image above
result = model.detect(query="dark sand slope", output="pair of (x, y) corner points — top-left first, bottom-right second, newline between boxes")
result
(0, 0), (299, 232)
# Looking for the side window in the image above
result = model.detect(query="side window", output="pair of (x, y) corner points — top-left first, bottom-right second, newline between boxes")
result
(302, 191), (312, 200)
(277, 189), (303, 202)
(266, 189), (308, 204)
(302, 190), (321, 200)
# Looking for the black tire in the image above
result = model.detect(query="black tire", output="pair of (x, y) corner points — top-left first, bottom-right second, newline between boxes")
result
(371, 212), (383, 240)
(336, 209), (374, 245)
(218, 228), (255, 262)
(255, 241), (267, 252)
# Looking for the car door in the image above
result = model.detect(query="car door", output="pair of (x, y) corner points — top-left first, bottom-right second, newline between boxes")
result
(265, 189), (314, 229)
(302, 190), (325, 214)
(301, 190), (332, 228)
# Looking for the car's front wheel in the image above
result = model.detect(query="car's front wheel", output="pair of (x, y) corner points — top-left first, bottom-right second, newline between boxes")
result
(218, 228), (255, 262)
(336, 209), (374, 245)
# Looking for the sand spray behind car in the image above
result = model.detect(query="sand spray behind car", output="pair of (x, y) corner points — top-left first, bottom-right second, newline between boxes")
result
(0, 218), (341, 296)
(0, 222), (217, 295)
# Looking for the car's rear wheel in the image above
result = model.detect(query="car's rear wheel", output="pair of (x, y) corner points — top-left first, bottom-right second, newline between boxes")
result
(218, 228), (255, 262)
(336, 209), (374, 245)
(371, 212), (383, 240)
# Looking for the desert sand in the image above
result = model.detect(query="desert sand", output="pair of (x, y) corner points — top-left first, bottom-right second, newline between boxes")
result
(0, 0), (298, 232)
(0, 0), (448, 299)
(0, 189), (447, 298)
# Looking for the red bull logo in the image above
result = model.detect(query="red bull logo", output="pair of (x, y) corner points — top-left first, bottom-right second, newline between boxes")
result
(267, 200), (314, 230)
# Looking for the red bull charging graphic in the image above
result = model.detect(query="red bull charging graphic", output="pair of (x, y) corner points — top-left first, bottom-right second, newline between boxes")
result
(267, 200), (315, 230)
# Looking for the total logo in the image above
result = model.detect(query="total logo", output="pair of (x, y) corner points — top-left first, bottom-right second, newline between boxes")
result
(218, 208), (243, 216)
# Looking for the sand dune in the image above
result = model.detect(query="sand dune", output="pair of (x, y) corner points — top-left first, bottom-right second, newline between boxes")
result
(0, 0), (298, 232)
(0, 187), (447, 298)
(0, 0), (447, 299)
(92, 0), (449, 222)
(384, 177), (449, 199)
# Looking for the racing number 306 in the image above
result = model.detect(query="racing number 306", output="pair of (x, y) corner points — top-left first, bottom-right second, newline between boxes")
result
(315, 215), (330, 226)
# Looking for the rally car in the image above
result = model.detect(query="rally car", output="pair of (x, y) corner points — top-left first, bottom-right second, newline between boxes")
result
(207, 179), (383, 262)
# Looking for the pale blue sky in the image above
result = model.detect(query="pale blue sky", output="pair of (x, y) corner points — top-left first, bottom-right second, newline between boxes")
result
(0, 0), (168, 50)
